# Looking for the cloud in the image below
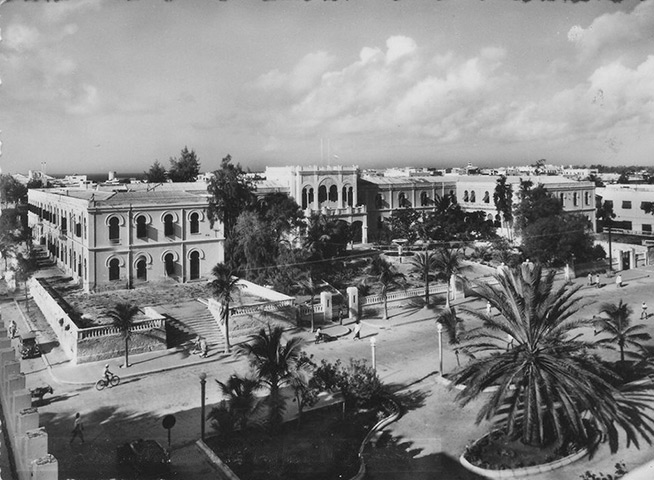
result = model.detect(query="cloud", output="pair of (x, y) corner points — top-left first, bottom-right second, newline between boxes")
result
(3, 24), (40, 52)
(385, 35), (417, 64)
(42, 0), (102, 23)
(568, 1), (654, 60)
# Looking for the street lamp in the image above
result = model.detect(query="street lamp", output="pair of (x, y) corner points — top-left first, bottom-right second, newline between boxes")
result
(199, 372), (207, 441)
(437, 322), (443, 376)
(370, 337), (377, 370)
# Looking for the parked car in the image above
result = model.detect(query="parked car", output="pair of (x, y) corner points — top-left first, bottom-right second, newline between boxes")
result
(117, 439), (170, 474)
(19, 332), (41, 359)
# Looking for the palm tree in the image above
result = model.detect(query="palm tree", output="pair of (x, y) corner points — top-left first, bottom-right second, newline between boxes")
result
(14, 252), (38, 313)
(215, 374), (261, 431)
(295, 272), (321, 332)
(432, 247), (466, 308)
(210, 263), (242, 354)
(408, 250), (438, 309)
(366, 255), (406, 320)
(596, 301), (651, 362)
(454, 264), (654, 453)
(236, 326), (305, 429)
(106, 302), (141, 368)
(436, 306), (465, 367)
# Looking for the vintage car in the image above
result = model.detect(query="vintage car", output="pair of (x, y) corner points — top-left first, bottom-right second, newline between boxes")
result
(19, 332), (41, 359)
(117, 439), (171, 474)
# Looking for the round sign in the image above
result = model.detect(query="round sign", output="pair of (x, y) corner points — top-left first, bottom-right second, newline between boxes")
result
(162, 414), (176, 430)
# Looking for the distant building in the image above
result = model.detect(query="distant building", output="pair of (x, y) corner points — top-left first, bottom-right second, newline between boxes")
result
(28, 183), (224, 292)
(596, 184), (654, 237)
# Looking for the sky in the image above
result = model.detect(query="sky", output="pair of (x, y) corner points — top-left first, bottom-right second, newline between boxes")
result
(1, 0), (653, 175)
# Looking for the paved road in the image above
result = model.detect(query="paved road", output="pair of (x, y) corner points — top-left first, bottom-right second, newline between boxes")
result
(6, 264), (654, 479)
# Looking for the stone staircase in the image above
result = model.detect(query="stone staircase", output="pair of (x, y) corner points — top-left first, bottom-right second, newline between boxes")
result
(163, 300), (226, 351)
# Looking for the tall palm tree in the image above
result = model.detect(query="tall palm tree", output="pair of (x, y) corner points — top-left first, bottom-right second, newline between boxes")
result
(295, 272), (321, 332)
(433, 247), (466, 308)
(210, 263), (242, 354)
(236, 326), (305, 429)
(596, 301), (651, 362)
(366, 255), (406, 320)
(454, 264), (654, 452)
(215, 374), (261, 431)
(436, 306), (465, 367)
(106, 302), (141, 368)
(408, 250), (438, 309)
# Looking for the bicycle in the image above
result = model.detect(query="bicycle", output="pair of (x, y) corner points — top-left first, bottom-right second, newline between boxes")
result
(95, 373), (121, 391)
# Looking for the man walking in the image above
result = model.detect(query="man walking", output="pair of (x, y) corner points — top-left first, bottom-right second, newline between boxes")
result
(595, 273), (601, 289)
(353, 320), (361, 340)
(641, 302), (648, 320)
(70, 413), (84, 445)
(616, 274), (623, 288)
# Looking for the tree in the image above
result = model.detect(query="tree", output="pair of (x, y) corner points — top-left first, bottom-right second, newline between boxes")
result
(533, 158), (547, 175)
(596, 301), (651, 362)
(210, 263), (243, 354)
(454, 264), (654, 453)
(386, 207), (421, 242)
(229, 211), (277, 282)
(255, 192), (304, 242)
(106, 302), (141, 368)
(597, 198), (616, 271)
(303, 213), (351, 261)
(289, 352), (320, 427)
(408, 250), (438, 308)
(144, 160), (167, 183)
(13, 251), (38, 313)
(365, 256), (406, 320)
(0, 174), (28, 205)
(168, 146), (200, 182)
(493, 175), (513, 239)
(214, 373), (261, 431)
(207, 155), (256, 240)
(436, 306), (465, 367)
(236, 326), (305, 429)
(432, 247), (466, 308)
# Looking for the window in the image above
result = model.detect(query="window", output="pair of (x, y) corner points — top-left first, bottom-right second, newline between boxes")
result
(61, 217), (67, 235)
(605, 200), (614, 209)
(164, 253), (175, 276)
(420, 192), (430, 206)
(109, 217), (120, 242)
(463, 191), (469, 202)
(573, 192), (579, 207)
(136, 215), (147, 239)
(622, 201), (632, 209)
(483, 191), (490, 203)
(374, 194), (384, 209)
(190, 251), (200, 280)
(585, 192), (591, 206)
(641, 202), (653, 212)
(190, 212), (199, 234)
(470, 191), (476, 203)
(398, 192), (409, 208)
(329, 185), (338, 202)
(109, 258), (120, 281)
(643, 224), (652, 233)
(164, 214), (174, 237)
(136, 258), (147, 281)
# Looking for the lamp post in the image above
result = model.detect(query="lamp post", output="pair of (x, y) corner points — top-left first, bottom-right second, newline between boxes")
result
(437, 322), (443, 376)
(370, 337), (377, 370)
(199, 372), (207, 441)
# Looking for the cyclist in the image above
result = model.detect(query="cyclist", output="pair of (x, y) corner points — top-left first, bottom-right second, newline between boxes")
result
(103, 364), (113, 383)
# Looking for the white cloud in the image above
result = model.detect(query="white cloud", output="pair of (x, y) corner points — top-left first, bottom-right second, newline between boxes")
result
(385, 35), (417, 64)
(66, 84), (100, 116)
(4, 24), (40, 52)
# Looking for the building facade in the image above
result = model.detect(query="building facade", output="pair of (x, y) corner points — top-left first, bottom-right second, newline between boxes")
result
(596, 185), (654, 237)
(28, 183), (224, 292)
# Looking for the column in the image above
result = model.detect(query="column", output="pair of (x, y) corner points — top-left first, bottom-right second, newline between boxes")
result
(617, 250), (624, 270)
(629, 249), (636, 269)
(346, 287), (359, 320)
(31, 454), (58, 480)
(320, 291), (333, 323)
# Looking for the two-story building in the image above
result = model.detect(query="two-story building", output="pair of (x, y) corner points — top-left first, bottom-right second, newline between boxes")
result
(596, 184), (654, 237)
(28, 182), (224, 292)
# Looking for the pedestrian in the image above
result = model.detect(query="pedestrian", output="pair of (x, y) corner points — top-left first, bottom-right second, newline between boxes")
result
(315, 328), (322, 344)
(616, 274), (622, 288)
(70, 413), (84, 445)
(486, 301), (492, 316)
(338, 307), (344, 325)
(199, 337), (208, 358)
(641, 302), (648, 320)
(595, 273), (601, 289)
(353, 321), (361, 340)
(8, 320), (17, 339)
(587, 273), (593, 287)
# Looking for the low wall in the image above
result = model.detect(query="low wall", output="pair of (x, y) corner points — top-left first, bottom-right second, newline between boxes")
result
(29, 277), (167, 365)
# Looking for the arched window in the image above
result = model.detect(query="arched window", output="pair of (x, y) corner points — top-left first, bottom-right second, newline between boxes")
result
(164, 253), (175, 276)
(136, 258), (147, 281)
(348, 187), (354, 206)
(398, 192), (407, 208)
(559, 193), (565, 206)
(420, 192), (429, 206)
(584, 191), (590, 206)
(573, 192), (579, 207)
(318, 185), (327, 205)
(302, 188), (308, 209)
(164, 214), (174, 237)
(470, 191), (476, 203)
(190, 212), (199, 234)
(329, 185), (338, 202)
(109, 258), (120, 281)
(463, 191), (469, 202)
(136, 215), (147, 239)
(109, 217), (120, 242)
(483, 191), (490, 203)
(342, 186), (348, 207)
(190, 251), (200, 280)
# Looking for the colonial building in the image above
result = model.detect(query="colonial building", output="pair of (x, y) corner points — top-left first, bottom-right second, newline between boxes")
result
(28, 182), (224, 292)
(596, 184), (654, 237)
